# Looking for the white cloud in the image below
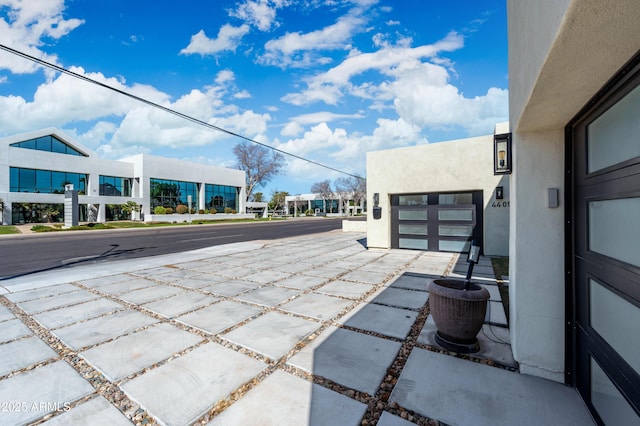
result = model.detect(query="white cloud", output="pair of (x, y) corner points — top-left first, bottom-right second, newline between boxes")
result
(0, 0), (84, 74)
(229, 0), (279, 32)
(180, 24), (250, 56)
(258, 1), (375, 68)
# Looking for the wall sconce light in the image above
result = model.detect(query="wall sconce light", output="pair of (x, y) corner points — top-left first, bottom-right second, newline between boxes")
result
(494, 133), (512, 175)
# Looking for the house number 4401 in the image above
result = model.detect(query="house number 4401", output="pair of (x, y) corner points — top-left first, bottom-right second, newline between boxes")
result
(492, 201), (510, 207)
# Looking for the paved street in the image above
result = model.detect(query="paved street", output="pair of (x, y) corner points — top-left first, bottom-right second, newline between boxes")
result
(0, 231), (593, 425)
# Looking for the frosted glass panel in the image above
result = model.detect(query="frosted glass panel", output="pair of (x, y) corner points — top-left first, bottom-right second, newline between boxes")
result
(588, 84), (640, 172)
(399, 238), (428, 250)
(438, 240), (471, 252)
(399, 195), (429, 206)
(590, 279), (640, 375)
(439, 193), (472, 205)
(589, 198), (640, 267)
(591, 359), (640, 426)
(399, 210), (428, 221)
(399, 224), (428, 235)
(439, 225), (473, 237)
(438, 209), (473, 221)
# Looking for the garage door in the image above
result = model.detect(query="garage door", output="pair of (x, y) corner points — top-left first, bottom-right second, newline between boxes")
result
(390, 191), (483, 252)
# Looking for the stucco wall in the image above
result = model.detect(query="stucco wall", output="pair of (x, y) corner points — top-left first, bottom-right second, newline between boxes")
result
(366, 134), (509, 256)
(508, 0), (640, 382)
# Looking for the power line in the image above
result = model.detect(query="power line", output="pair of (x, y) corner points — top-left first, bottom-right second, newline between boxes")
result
(0, 43), (365, 181)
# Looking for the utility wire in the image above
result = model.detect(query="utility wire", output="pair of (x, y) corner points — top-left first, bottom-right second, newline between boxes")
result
(0, 43), (365, 180)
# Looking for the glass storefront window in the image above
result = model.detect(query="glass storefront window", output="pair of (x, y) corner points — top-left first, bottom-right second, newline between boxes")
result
(205, 184), (239, 213)
(150, 178), (199, 210)
(10, 135), (86, 156)
(10, 168), (87, 195)
(100, 175), (132, 197)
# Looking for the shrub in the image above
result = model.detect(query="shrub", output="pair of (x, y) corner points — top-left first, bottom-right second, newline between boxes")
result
(154, 206), (166, 215)
(304, 209), (314, 216)
(224, 207), (233, 214)
(165, 207), (174, 214)
(210, 209), (216, 214)
(176, 204), (189, 214)
(198, 209), (205, 214)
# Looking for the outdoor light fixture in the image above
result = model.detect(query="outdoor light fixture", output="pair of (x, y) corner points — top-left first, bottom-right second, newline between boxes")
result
(493, 133), (512, 175)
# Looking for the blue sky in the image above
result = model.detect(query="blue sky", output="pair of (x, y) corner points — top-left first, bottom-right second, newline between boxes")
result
(0, 0), (508, 197)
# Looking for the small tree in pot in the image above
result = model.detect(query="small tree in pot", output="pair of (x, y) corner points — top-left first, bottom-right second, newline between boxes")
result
(428, 241), (490, 353)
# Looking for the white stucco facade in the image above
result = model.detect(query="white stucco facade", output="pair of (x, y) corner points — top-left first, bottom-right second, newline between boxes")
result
(508, 0), (640, 383)
(0, 128), (247, 224)
(366, 125), (510, 257)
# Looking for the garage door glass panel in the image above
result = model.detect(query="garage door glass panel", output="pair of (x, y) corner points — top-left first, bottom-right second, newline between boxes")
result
(591, 358), (640, 426)
(590, 279), (640, 375)
(589, 198), (640, 267)
(439, 193), (472, 204)
(438, 209), (473, 221)
(439, 240), (471, 252)
(399, 224), (428, 236)
(439, 225), (473, 237)
(399, 195), (429, 206)
(399, 238), (429, 250)
(399, 210), (428, 221)
(587, 84), (640, 173)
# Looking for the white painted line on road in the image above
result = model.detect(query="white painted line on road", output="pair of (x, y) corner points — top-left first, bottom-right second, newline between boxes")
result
(178, 234), (244, 242)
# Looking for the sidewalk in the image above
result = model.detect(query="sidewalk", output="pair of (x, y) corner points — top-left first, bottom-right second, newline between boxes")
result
(0, 231), (593, 425)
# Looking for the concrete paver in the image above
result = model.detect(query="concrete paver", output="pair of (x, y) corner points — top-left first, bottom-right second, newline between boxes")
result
(32, 298), (124, 329)
(390, 348), (593, 426)
(370, 287), (429, 310)
(0, 318), (32, 342)
(0, 305), (14, 322)
(378, 411), (418, 426)
(487, 300), (508, 326)
(117, 285), (183, 305)
(341, 270), (389, 285)
(341, 303), (417, 340)
(5, 283), (79, 303)
(17, 290), (99, 314)
(0, 336), (58, 376)
(275, 274), (327, 290)
(205, 280), (261, 296)
(176, 300), (262, 334)
(208, 370), (367, 426)
(80, 323), (202, 381)
(235, 285), (299, 307)
(288, 326), (402, 395)
(52, 309), (158, 350)
(142, 291), (217, 318)
(388, 272), (433, 291)
(279, 292), (353, 320)
(41, 396), (132, 425)
(222, 311), (319, 360)
(91, 278), (156, 295)
(122, 342), (267, 426)
(0, 360), (94, 425)
(314, 280), (373, 300)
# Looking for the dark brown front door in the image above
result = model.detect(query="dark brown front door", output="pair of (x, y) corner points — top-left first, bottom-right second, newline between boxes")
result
(569, 55), (640, 425)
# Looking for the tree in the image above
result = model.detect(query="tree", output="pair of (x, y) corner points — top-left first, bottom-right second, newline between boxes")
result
(310, 180), (334, 213)
(233, 142), (286, 201)
(268, 190), (289, 214)
(252, 192), (264, 202)
(121, 201), (140, 220)
(334, 176), (366, 216)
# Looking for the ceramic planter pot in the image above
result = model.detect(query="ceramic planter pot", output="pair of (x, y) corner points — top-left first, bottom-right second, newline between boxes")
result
(428, 278), (490, 353)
